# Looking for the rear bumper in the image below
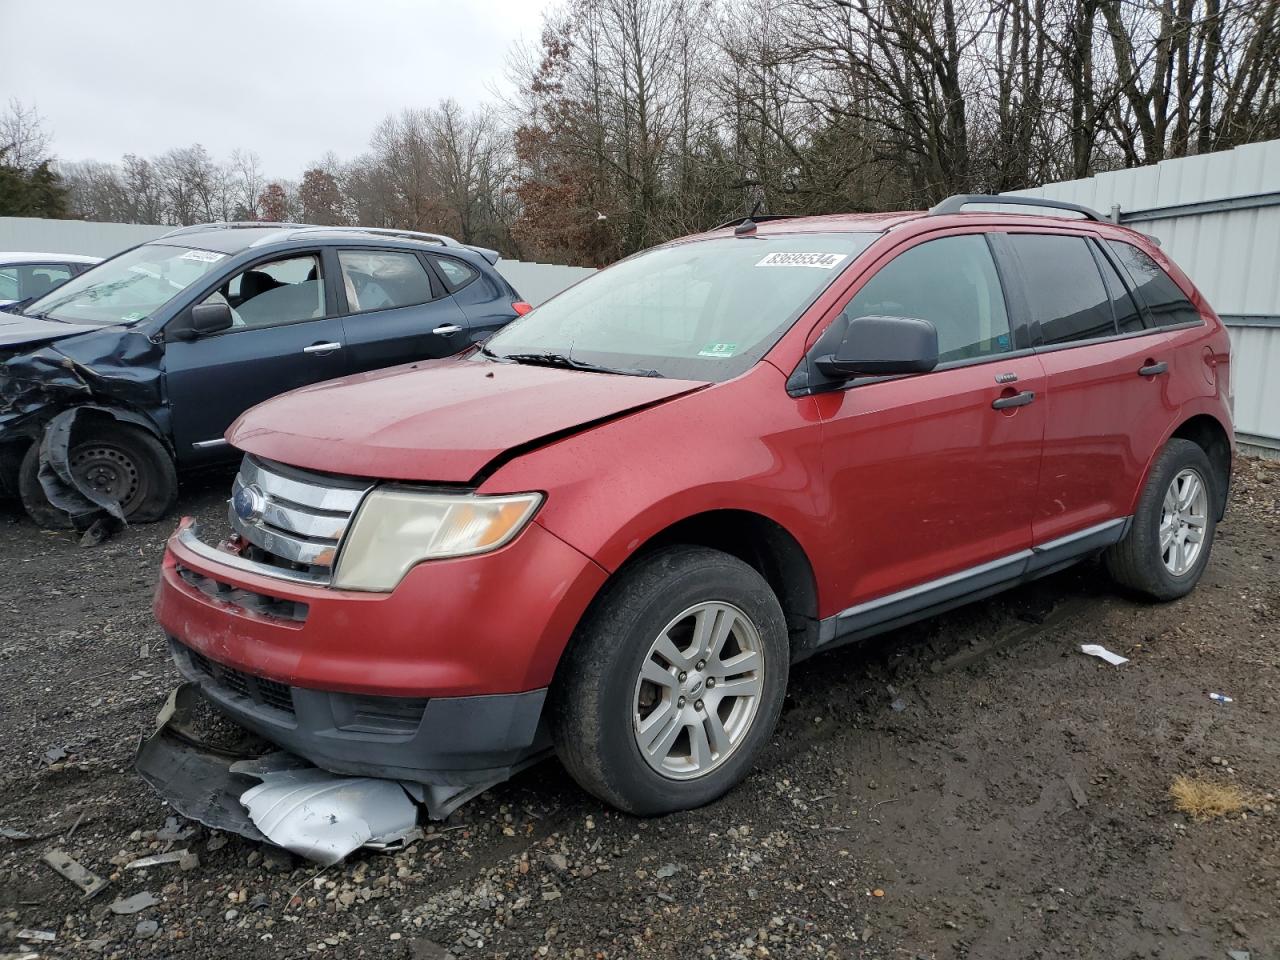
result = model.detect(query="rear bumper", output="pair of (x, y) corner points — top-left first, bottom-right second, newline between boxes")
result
(169, 638), (549, 784)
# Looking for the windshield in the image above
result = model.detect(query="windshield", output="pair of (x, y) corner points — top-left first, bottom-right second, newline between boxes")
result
(484, 233), (876, 380)
(21, 243), (229, 326)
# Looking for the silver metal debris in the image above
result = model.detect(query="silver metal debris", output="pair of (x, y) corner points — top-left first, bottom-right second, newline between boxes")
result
(41, 849), (108, 899)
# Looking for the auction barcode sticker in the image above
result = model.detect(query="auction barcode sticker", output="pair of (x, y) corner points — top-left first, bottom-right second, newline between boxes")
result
(755, 252), (848, 269)
(181, 249), (226, 263)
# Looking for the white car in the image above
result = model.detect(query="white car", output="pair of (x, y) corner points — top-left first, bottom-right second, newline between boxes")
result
(0, 252), (101, 307)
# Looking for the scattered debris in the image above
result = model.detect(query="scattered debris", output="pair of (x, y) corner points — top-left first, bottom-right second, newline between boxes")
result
(42, 745), (68, 764)
(16, 929), (55, 943)
(41, 849), (109, 899)
(108, 891), (159, 915)
(134, 919), (159, 939)
(872, 888), (885, 898)
(655, 863), (678, 878)
(1227, 950), (1251, 960)
(0, 826), (33, 840)
(1064, 775), (1089, 809)
(125, 849), (195, 870)
(1170, 775), (1248, 820)
(1209, 692), (1234, 704)
(1080, 644), (1128, 666)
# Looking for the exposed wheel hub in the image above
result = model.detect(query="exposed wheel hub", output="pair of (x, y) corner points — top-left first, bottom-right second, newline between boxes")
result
(70, 445), (142, 512)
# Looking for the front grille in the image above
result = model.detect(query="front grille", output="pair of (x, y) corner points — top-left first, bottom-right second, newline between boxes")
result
(176, 564), (309, 622)
(183, 642), (296, 715)
(228, 455), (373, 582)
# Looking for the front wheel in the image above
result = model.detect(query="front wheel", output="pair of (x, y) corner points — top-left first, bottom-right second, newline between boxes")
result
(18, 422), (178, 529)
(551, 546), (789, 815)
(1106, 438), (1218, 601)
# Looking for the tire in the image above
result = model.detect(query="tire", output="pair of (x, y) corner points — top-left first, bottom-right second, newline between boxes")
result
(551, 545), (789, 816)
(1105, 438), (1217, 601)
(18, 422), (178, 529)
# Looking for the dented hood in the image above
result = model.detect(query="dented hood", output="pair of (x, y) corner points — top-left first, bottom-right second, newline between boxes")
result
(228, 354), (706, 482)
(0, 312), (86, 350)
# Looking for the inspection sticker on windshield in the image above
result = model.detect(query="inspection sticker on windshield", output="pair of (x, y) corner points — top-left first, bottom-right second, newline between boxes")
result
(181, 249), (225, 263)
(756, 252), (847, 269)
(698, 342), (738, 358)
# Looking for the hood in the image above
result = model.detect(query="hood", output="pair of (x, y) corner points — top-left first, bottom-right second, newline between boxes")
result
(0, 312), (86, 350)
(228, 354), (707, 483)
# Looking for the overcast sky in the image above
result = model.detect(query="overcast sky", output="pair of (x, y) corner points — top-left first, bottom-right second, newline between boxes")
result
(1, 0), (555, 178)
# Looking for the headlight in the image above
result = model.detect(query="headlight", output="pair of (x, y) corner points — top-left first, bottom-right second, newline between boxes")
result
(332, 489), (543, 591)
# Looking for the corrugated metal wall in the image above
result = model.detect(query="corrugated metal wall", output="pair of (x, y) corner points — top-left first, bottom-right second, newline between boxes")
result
(0, 217), (596, 306)
(1005, 139), (1280, 452)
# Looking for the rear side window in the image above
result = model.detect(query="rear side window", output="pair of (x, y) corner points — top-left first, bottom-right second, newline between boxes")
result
(1095, 247), (1146, 333)
(339, 250), (435, 313)
(843, 234), (1012, 362)
(1106, 241), (1202, 328)
(430, 256), (478, 291)
(1009, 234), (1116, 345)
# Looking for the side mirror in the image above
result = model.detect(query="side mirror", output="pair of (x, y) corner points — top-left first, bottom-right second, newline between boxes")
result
(189, 302), (234, 336)
(815, 314), (939, 378)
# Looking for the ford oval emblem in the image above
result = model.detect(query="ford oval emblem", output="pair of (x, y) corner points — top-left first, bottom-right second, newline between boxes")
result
(233, 483), (266, 524)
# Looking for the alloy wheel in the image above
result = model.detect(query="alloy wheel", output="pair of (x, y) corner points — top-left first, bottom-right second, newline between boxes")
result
(632, 601), (765, 781)
(1160, 466), (1208, 576)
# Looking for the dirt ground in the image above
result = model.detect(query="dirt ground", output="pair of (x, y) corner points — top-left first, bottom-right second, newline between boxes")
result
(1, 458), (1277, 960)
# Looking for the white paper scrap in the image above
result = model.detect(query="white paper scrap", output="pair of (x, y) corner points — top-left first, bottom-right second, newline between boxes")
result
(1080, 644), (1128, 666)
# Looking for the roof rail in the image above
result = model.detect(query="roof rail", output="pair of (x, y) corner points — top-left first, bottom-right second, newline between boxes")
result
(159, 221), (311, 238)
(928, 194), (1109, 222)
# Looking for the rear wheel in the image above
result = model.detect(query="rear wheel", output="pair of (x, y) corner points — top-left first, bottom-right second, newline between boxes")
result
(552, 546), (789, 815)
(1105, 438), (1217, 600)
(18, 422), (177, 529)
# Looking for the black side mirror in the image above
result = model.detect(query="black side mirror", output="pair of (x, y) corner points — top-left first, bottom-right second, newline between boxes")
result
(815, 314), (939, 378)
(189, 302), (234, 336)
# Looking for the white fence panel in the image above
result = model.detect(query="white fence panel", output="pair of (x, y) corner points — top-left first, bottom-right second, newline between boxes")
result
(0, 216), (596, 306)
(1006, 139), (1280, 452)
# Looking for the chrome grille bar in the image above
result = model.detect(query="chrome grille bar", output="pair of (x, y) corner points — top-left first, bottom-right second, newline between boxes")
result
(227, 456), (373, 577)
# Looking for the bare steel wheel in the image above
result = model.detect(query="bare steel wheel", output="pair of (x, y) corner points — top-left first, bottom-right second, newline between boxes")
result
(633, 601), (765, 780)
(1160, 467), (1209, 576)
(71, 443), (146, 515)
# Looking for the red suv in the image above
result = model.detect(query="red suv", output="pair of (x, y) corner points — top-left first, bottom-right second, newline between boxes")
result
(154, 195), (1233, 816)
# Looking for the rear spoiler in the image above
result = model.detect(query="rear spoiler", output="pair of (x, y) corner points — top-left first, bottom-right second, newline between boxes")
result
(468, 245), (501, 265)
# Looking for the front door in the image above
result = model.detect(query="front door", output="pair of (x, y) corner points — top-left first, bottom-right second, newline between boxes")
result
(165, 251), (346, 463)
(813, 232), (1046, 620)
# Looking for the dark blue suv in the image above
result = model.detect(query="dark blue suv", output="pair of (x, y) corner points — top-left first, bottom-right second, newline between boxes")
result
(0, 223), (529, 529)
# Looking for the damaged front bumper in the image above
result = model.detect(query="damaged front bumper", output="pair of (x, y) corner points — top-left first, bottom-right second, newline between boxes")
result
(136, 684), (539, 865)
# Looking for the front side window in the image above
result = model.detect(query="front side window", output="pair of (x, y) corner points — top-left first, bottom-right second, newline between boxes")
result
(842, 234), (1013, 362)
(485, 233), (877, 381)
(1106, 240), (1202, 328)
(21, 244), (228, 326)
(201, 254), (324, 330)
(1009, 234), (1116, 345)
(339, 250), (435, 313)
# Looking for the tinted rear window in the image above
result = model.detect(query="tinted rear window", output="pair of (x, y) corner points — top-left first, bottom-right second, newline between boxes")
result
(1106, 240), (1202, 328)
(1009, 234), (1116, 345)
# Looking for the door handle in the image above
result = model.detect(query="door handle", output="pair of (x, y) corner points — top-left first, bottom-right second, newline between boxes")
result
(992, 390), (1036, 410)
(1138, 361), (1168, 377)
(432, 324), (463, 336)
(303, 341), (343, 355)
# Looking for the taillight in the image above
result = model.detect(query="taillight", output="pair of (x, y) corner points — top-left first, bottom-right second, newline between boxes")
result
(512, 300), (533, 316)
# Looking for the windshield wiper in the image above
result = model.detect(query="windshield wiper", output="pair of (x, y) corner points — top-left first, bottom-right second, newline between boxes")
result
(498, 352), (662, 377)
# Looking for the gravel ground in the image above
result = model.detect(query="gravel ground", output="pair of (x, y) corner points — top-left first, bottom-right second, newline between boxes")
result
(1, 458), (1277, 960)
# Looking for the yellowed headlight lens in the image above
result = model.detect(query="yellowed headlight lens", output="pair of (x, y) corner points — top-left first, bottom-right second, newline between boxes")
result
(332, 489), (543, 592)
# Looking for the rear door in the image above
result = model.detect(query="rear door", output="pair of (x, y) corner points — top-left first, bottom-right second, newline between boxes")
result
(813, 231), (1047, 617)
(1001, 231), (1175, 544)
(335, 248), (470, 374)
(427, 253), (517, 341)
(165, 250), (346, 463)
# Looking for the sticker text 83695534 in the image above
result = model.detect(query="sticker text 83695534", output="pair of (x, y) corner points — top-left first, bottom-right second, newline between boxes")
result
(755, 252), (848, 269)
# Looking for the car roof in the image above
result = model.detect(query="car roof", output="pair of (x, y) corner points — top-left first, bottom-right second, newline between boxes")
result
(148, 222), (500, 263)
(0, 252), (102, 264)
